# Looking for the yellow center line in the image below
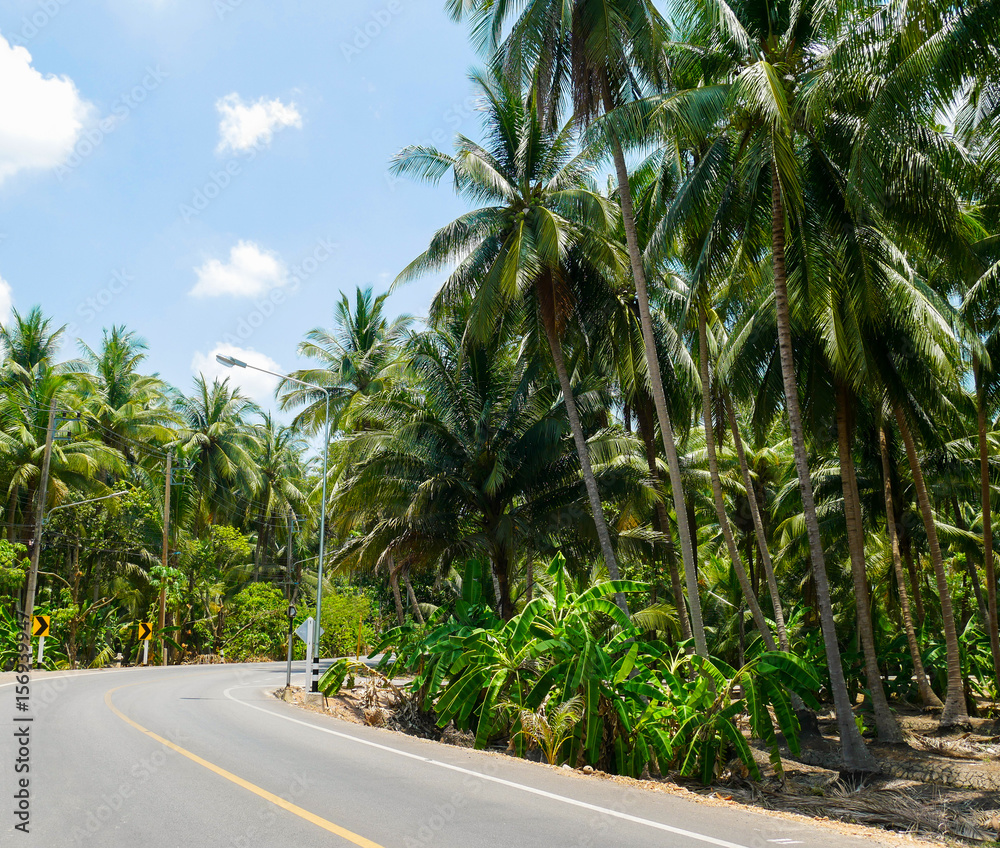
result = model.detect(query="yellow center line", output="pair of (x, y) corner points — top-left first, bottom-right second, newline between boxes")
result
(104, 682), (384, 848)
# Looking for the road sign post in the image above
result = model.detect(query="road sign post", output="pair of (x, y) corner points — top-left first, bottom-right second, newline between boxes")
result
(32, 616), (50, 664)
(303, 618), (313, 691)
(294, 616), (323, 691)
(285, 604), (296, 689)
(138, 622), (153, 666)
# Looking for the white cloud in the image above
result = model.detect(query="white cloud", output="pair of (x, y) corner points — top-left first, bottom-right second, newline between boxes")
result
(0, 34), (91, 184)
(0, 276), (12, 323)
(189, 240), (287, 298)
(191, 344), (282, 402)
(215, 93), (301, 155)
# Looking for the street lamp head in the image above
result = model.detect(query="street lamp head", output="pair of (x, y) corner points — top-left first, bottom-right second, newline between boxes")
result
(216, 354), (248, 369)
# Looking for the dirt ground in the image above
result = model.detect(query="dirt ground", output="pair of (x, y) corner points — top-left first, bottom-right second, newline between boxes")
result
(274, 678), (1000, 846)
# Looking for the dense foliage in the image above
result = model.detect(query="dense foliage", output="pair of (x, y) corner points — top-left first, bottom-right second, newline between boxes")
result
(3, 0), (1000, 777)
(360, 556), (819, 781)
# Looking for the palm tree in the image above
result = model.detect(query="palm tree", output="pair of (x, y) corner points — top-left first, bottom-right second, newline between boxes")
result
(330, 317), (634, 618)
(448, 0), (706, 652)
(248, 414), (307, 579)
(592, 163), (704, 643)
(390, 68), (632, 612)
(0, 307), (68, 388)
(955, 77), (1000, 692)
(697, 309), (778, 650)
(878, 423), (942, 708)
(724, 396), (790, 650)
(174, 377), (262, 533)
(639, 0), (997, 761)
(76, 326), (176, 464)
(279, 286), (413, 436)
(894, 404), (970, 726)
(0, 372), (125, 547)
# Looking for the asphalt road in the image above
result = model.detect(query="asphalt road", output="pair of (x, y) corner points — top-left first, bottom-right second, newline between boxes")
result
(1, 662), (896, 847)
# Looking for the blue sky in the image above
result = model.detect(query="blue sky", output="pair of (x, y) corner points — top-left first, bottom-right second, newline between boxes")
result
(0, 0), (480, 408)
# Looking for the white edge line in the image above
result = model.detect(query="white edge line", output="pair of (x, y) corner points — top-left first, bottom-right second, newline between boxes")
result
(223, 685), (753, 848)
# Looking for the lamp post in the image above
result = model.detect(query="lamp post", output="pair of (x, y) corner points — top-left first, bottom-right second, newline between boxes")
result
(216, 354), (331, 692)
(46, 490), (131, 516)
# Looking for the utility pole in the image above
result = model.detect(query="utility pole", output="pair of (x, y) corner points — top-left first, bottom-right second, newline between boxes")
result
(286, 509), (295, 602)
(285, 509), (296, 689)
(22, 396), (57, 654)
(159, 449), (171, 666)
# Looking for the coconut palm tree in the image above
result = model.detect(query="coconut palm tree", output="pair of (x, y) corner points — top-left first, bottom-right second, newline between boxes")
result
(447, 0), (707, 652)
(76, 326), (176, 464)
(0, 372), (125, 545)
(174, 377), (262, 533)
(878, 422), (942, 708)
(279, 286), (413, 436)
(248, 414), (307, 579)
(0, 306), (68, 388)
(390, 67), (633, 611)
(636, 0), (999, 759)
(329, 316), (636, 618)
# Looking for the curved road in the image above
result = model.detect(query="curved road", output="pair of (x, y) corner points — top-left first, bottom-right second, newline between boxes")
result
(1, 663), (896, 847)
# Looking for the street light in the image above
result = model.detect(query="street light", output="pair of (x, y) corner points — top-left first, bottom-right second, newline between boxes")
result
(46, 490), (130, 515)
(216, 353), (331, 693)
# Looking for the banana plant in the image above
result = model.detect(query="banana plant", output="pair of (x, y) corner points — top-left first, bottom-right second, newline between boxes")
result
(375, 553), (821, 780)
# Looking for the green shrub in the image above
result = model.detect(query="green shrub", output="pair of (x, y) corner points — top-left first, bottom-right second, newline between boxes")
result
(319, 588), (378, 658)
(0, 541), (28, 600)
(376, 554), (820, 780)
(223, 583), (288, 662)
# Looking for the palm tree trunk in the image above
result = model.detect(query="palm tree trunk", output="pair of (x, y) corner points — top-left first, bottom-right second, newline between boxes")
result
(387, 554), (405, 625)
(6, 488), (17, 542)
(699, 310), (776, 649)
(951, 494), (988, 628)
(538, 276), (628, 616)
(835, 382), (902, 742)
(771, 172), (876, 771)
(635, 396), (692, 639)
(403, 567), (424, 625)
(252, 501), (269, 581)
(725, 395), (789, 650)
(492, 564), (506, 617)
(975, 359), (1000, 692)
(879, 426), (942, 708)
(603, 76), (705, 653)
(489, 537), (516, 619)
(894, 403), (970, 727)
(900, 550), (924, 626)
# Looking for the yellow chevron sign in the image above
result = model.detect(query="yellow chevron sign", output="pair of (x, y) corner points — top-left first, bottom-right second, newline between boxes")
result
(32, 616), (50, 638)
(138, 622), (153, 641)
